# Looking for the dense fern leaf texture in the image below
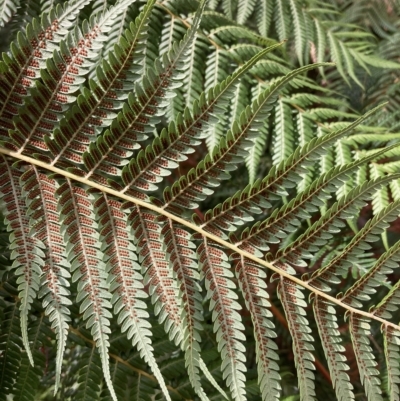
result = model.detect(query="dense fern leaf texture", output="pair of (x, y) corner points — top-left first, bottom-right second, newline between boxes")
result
(2, 1), (400, 401)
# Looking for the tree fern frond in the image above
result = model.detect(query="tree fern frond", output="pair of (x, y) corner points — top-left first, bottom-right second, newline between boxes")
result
(83, 0), (206, 182)
(289, 0), (307, 66)
(349, 313), (382, 401)
(341, 205), (400, 308)
(278, 278), (316, 401)
(0, 303), (22, 398)
(308, 199), (400, 294)
(256, 0), (274, 38)
(275, 174), (400, 269)
(272, 98), (294, 166)
(166, 63), (326, 212)
(237, 145), (399, 258)
(184, 35), (208, 108)
(0, 0), (18, 27)
(161, 218), (209, 400)
(20, 166), (71, 392)
(122, 44), (283, 197)
(222, 0), (237, 21)
(75, 347), (103, 401)
(9, 0), (136, 159)
(0, 0), (91, 142)
(50, 0), (155, 168)
(56, 178), (116, 400)
(234, 255), (280, 401)
(202, 104), (380, 236)
(3, 3), (400, 400)
(13, 315), (48, 401)
(128, 205), (182, 343)
(198, 236), (246, 401)
(313, 296), (354, 401)
(274, 0), (290, 41)
(204, 47), (230, 152)
(93, 193), (171, 400)
(236, 0), (256, 25)
(0, 156), (44, 365)
(382, 326), (400, 401)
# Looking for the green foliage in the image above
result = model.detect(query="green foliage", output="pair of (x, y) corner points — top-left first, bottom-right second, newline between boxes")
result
(1, 1), (400, 401)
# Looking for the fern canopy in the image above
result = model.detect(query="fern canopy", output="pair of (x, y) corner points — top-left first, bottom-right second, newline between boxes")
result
(1, 0), (400, 401)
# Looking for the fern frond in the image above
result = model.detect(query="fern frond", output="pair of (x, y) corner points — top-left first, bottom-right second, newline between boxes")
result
(0, 0), (91, 141)
(198, 236), (246, 401)
(272, 98), (294, 166)
(349, 313), (382, 400)
(278, 278), (316, 401)
(202, 104), (380, 236)
(166, 63), (325, 212)
(0, 0), (18, 27)
(128, 205), (182, 342)
(75, 347), (103, 401)
(237, 145), (398, 257)
(0, 156), (44, 365)
(309, 199), (400, 294)
(275, 174), (400, 269)
(56, 178), (116, 400)
(93, 193), (171, 400)
(20, 166), (71, 392)
(289, 0), (307, 66)
(233, 255), (280, 401)
(0, 303), (22, 398)
(204, 47), (230, 152)
(83, 0), (206, 181)
(122, 44), (282, 196)
(256, 0), (274, 38)
(274, 0), (290, 41)
(237, 0), (256, 25)
(9, 0), (136, 159)
(13, 315), (47, 401)
(49, 0), (155, 168)
(161, 218), (209, 400)
(313, 296), (354, 401)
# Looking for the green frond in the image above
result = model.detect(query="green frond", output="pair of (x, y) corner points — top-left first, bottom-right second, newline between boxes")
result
(275, 174), (400, 268)
(256, 0), (274, 38)
(9, 0), (136, 159)
(51, 0), (155, 168)
(0, 0), (91, 142)
(236, 0), (256, 25)
(3, 2), (400, 400)
(349, 313), (382, 400)
(313, 296), (354, 401)
(272, 98), (294, 166)
(204, 48), (230, 152)
(21, 166), (71, 392)
(278, 278), (316, 401)
(83, 0), (206, 181)
(274, 0), (290, 42)
(203, 104), (380, 236)
(93, 193), (171, 400)
(167, 63), (328, 212)
(382, 326), (400, 401)
(0, 156), (44, 365)
(234, 255), (280, 401)
(222, 0), (237, 20)
(56, 178), (116, 400)
(238, 145), (398, 260)
(0, 0), (18, 27)
(13, 315), (48, 401)
(0, 303), (22, 398)
(197, 237), (246, 401)
(75, 347), (103, 401)
(289, 0), (307, 66)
